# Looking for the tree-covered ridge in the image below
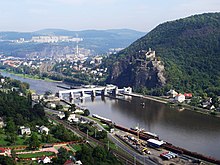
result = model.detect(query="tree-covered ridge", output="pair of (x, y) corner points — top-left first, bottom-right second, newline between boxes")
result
(107, 12), (220, 95)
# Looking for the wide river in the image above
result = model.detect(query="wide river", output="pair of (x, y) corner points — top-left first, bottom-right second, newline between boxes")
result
(1, 71), (220, 159)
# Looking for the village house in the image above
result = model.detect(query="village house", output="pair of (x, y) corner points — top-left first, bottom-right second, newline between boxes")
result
(167, 89), (178, 98)
(184, 93), (193, 99)
(39, 126), (50, 135)
(174, 93), (186, 103)
(38, 156), (51, 164)
(64, 160), (83, 165)
(31, 93), (39, 101)
(68, 114), (79, 123)
(20, 126), (31, 135)
(57, 112), (65, 119)
(0, 148), (9, 156)
(0, 78), (5, 84)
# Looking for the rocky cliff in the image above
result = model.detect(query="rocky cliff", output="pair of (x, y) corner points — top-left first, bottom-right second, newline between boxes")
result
(108, 49), (166, 88)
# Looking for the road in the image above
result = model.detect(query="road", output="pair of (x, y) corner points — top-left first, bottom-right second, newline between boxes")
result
(45, 108), (156, 165)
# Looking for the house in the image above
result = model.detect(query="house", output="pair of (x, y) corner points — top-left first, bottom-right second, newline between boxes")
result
(74, 109), (84, 114)
(75, 160), (82, 165)
(167, 89), (178, 98)
(0, 117), (4, 128)
(38, 156), (51, 164)
(31, 93), (39, 100)
(20, 126), (31, 135)
(47, 102), (56, 109)
(0, 78), (5, 84)
(174, 94), (185, 103)
(39, 126), (50, 135)
(209, 105), (216, 110)
(64, 160), (75, 165)
(202, 101), (211, 108)
(0, 148), (9, 156)
(184, 93), (193, 98)
(58, 112), (65, 119)
(68, 114), (79, 123)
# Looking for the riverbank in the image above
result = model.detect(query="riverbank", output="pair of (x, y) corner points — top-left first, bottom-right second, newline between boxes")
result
(125, 92), (220, 118)
(0, 69), (62, 83)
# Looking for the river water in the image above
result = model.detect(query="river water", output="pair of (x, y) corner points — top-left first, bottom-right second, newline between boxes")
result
(1, 71), (220, 159)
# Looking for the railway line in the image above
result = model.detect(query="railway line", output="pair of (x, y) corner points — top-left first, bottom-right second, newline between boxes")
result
(46, 114), (149, 165)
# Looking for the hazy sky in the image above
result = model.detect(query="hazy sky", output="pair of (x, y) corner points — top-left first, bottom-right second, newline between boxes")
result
(0, 0), (219, 32)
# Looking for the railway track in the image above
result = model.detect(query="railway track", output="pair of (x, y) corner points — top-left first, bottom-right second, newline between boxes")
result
(46, 114), (142, 165)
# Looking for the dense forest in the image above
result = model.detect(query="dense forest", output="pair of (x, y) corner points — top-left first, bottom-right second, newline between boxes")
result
(106, 13), (220, 96)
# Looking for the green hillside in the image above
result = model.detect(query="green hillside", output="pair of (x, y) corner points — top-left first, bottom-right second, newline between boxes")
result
(107, 13), (220, 96)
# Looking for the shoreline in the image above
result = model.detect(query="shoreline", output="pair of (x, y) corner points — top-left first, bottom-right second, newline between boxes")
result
(0, 70), (62, 83)
(125, 93), (220, 118)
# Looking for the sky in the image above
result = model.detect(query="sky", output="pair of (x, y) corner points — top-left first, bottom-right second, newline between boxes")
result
(0, 0), (220, 32)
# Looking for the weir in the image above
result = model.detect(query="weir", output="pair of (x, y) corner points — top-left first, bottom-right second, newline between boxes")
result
(58, 85), (132, 99)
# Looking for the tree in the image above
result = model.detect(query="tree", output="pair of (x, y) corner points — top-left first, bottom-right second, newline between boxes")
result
(92, 146), (107, 162)
(28, 132), (40, 149)
(0, 156), (15, 165)
(6, 133), (17, 145)
(5, 118), (16, 133)
(11, 149), (16, 162)
(83, 109), (90, 116)
(69, 104), (76, 111)
(53, 147), (73, 164)
(32, 103), (46, 120)
(56, 104), (63, 110)
(64, 111), (70, 120)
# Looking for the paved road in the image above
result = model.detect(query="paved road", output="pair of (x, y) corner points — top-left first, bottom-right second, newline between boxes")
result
(79, 115), (157, 165)
(108, 133), (157, 165)
(44, 108), (157, 165)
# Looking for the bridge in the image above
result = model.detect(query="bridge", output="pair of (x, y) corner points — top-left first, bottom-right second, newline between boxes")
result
(58, 85), (132, 100)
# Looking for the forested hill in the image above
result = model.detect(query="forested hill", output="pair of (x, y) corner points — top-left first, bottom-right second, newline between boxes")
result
(106, 12), (220, 95)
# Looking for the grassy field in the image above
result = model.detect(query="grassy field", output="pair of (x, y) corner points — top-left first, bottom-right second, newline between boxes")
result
(0, 134), (8, 146)
(69, 144), (82, 152)
(17, 151), (55, 159)
(0, 133), (26, 147)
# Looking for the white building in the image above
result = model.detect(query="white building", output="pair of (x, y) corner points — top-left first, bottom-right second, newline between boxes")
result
(31, 93), (39, 100)
(167, 89), (178, 98)
(0, 78), (5, 84)
(39, 126), (50, 135)
(38, 156), (51, 164)
(20, 126), (31, 135)
(57, 113), (65, 119)
(68, 114), (79, 123)
(75, 160), (83, 165)
(174, 94), (185, 103)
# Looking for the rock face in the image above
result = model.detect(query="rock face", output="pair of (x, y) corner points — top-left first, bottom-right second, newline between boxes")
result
(108, 49), (166, 88)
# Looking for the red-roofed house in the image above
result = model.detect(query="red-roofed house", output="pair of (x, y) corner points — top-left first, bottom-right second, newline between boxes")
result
(184, 93), (192, 98)
(0, 148), (8, 156)
(64, 160), (75, 165)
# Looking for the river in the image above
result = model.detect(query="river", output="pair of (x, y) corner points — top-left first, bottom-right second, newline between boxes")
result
(1, 71), (220, 159)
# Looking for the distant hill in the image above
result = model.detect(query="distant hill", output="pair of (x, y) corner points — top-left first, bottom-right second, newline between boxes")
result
(106, 13), (220, 95)
(0, 29), (145, 56)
